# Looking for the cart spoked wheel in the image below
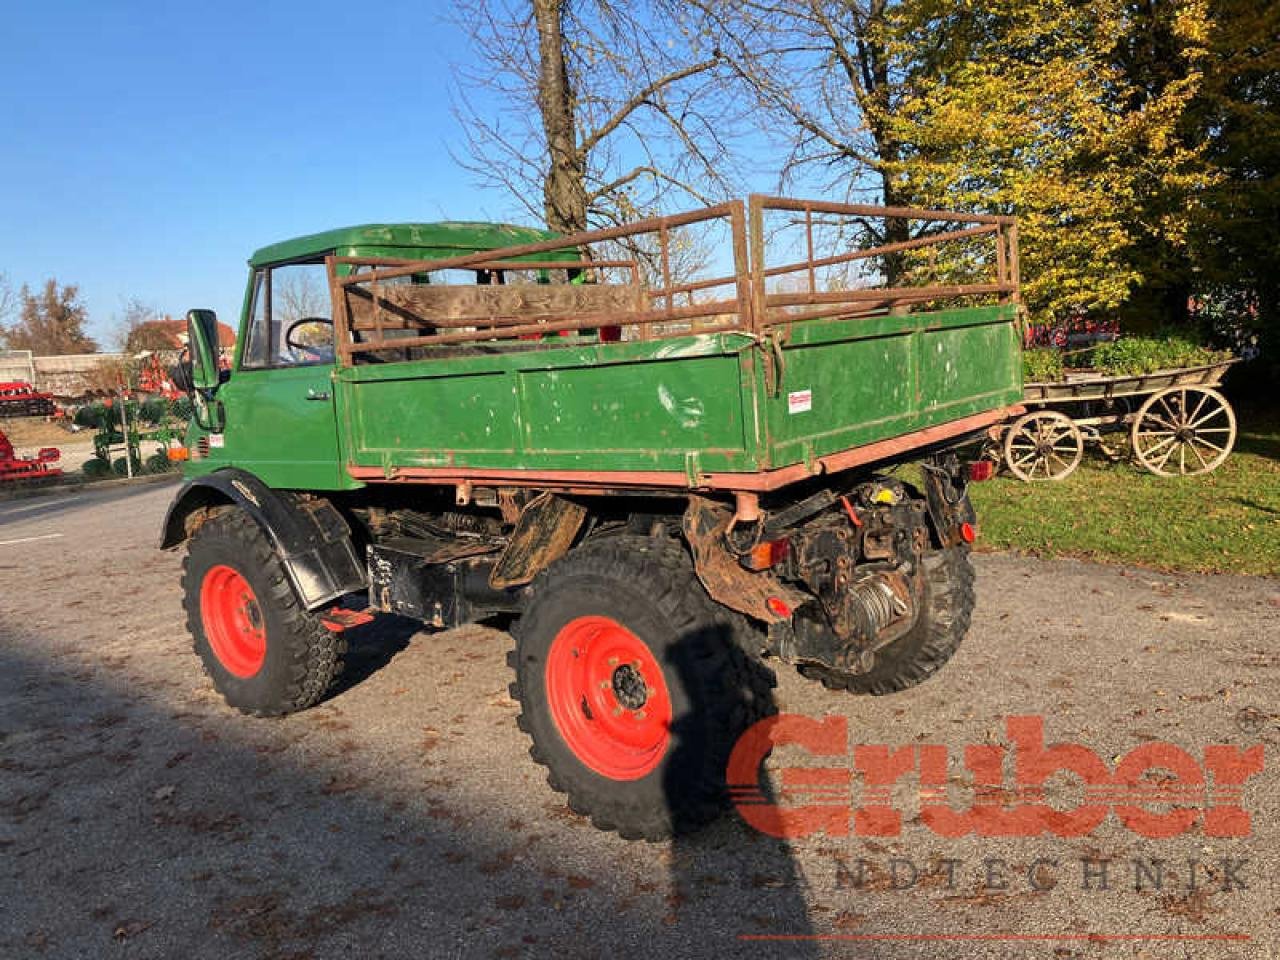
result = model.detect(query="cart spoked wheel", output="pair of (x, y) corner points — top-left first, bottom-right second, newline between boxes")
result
(1003, 410), (1084, 481)
(1131, 386), (1236, 476)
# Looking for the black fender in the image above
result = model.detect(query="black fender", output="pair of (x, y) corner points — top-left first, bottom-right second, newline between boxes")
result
(159, 468), (366, 610)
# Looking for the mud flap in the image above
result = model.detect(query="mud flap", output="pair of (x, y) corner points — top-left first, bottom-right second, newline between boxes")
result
(682, 496), (807, 624)
(158, 468), (365, 610)
(488, 492), (587, 589)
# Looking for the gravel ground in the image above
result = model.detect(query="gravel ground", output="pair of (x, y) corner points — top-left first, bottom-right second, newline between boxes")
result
(0, 482), (1276, 959)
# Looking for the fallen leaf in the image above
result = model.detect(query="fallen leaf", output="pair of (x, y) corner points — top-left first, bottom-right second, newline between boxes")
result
(113, 920), (155, 940)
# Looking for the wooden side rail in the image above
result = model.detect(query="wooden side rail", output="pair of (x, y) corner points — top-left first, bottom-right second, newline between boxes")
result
(345, 282), (644, 332)
(327, 195), (1020, 363)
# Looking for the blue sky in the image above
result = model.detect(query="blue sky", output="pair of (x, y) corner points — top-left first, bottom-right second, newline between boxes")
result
(0, 0), (539, 347)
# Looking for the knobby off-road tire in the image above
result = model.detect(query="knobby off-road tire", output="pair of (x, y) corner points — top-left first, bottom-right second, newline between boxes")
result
(182, 508), (345, 716)
(803, 546), (975, 695)
(510, 536), (776, 841)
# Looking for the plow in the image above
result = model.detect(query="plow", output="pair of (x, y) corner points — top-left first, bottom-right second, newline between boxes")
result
(1, 381), (63, 484)
(0, 426), (61, 483)
(0, 365), (193, 485)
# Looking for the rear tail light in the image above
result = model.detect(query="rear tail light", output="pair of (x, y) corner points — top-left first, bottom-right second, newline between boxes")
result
(743, 537), (790, 571)
(598, 325), (622, 343)
(765, 596), (793, 619)
(968, 460), (995, 482)
(959, 521), (977, 543)
(167, 445), (190, 462)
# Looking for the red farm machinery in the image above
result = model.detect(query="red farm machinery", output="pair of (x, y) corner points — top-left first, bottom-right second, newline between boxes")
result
(0, 382), (57, 417)
(0, 427), (62, 483)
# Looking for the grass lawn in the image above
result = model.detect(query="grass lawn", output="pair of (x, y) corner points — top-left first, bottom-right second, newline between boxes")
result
(965, 405), (1280, 577)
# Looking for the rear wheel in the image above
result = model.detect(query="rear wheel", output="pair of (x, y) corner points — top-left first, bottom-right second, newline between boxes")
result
(1131, 386), (1236, 476)
(510, 536), (775, 840)
(802, 546), (975, 695)
(182, 509), (345, 716)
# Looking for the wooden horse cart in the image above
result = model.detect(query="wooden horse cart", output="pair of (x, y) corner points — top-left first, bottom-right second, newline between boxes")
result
(1001, 360), (1239, 480)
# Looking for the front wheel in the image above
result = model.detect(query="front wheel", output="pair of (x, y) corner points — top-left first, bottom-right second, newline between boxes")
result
(1003, 410), (1084, 481)
(510, 536), (775, 840)
(182, 508), (346, 716)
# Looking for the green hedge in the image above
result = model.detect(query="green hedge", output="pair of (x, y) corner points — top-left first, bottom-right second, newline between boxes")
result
(1090, 334), (1231, 376)
(1022, 348), (1064, 383)
(1022, 332), (1232, 382)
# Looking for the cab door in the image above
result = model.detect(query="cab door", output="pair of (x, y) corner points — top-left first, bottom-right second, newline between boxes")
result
(216, 261), (346, 490)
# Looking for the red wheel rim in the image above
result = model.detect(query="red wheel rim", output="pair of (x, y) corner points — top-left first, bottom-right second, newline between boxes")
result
(200, 564), (267, 678)
(544, 615), (672, 781)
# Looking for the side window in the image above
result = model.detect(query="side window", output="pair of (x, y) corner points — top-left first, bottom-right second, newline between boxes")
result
(240, 270), (269, 368)
(239, 262), (334, 369)
(271, 263), (334, 365)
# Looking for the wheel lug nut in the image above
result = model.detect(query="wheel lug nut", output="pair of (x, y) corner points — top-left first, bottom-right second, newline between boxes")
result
(635, 710), (646, 720)
(612, 706), (623, 717)
(599, 680), (610, 690)
(607, 656), (618, 666)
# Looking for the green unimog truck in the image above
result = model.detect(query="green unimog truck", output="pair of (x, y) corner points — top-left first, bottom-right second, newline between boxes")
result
(161, 196), (1024, 839)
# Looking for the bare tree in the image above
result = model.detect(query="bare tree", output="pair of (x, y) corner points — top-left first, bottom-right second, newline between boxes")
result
(699, 1), (910, 249)
(5, 280), (98, 355)
(0, 274), (15, 331)
(451, 0), (745, 234)
(115, 297), (170, 353)
(272, 268), (334, 351)
(273, 271), (328, 326)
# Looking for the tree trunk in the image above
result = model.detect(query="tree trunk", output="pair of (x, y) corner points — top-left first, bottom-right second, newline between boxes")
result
(533, 0), (589, 234)
(859, 6), (909, 281)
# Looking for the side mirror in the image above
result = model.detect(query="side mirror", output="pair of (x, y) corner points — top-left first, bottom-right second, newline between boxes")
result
(186, 309), (222, 391)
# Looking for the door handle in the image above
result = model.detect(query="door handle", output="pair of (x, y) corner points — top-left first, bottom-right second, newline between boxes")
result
(306, 389), (330, 401)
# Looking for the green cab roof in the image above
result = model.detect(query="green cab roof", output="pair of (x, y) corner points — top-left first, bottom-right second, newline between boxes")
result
(249, 221), (568, 268)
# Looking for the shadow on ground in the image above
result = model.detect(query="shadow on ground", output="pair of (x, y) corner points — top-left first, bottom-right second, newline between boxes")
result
(0, 618), (819, 960)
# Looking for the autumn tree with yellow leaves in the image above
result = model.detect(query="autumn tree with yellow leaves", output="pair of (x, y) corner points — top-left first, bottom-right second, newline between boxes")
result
(873, 0), (1218, 327)
(459, 0), (1277, 364)
(1182, 0), (1280, 370)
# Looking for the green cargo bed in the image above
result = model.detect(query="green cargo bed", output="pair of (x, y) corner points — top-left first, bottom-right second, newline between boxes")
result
(338, 302), (1021, 489)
